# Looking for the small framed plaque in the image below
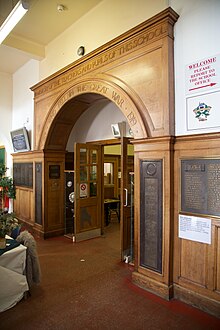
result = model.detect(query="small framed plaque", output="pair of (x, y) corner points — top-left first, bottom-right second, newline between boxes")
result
(10, 127), (30, 152)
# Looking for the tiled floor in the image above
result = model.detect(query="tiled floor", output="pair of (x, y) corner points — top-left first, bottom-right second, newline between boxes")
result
(0, 223), (219, 329)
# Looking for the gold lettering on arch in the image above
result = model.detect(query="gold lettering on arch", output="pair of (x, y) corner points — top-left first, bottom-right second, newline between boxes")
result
(35, 23), (167, 97)
(127, 111), (137, 126)
(39, 81), (140, 149)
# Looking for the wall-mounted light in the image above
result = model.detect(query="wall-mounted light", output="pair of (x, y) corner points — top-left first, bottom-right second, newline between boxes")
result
(77, 46), (85, 56)
(111, 122), (126, 138)
(0, 0), (29, 44)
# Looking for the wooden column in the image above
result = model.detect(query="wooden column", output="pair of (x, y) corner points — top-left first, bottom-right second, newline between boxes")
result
(132, 136), (174, 300)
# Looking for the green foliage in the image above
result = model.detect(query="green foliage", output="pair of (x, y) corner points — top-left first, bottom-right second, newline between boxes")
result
(0, 164), (16, 199)
(0, 164), (7, 177)
(0, 211), (19, 237)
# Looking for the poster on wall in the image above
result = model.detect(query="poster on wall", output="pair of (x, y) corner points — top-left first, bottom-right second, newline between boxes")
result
(178, 214), (211, 244)
(185, 54), (220, 95)
(186, 90), (220, 131)
(185, 54), (220, 132)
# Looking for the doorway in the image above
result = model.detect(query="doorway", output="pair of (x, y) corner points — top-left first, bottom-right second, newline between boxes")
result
(64, 136), (134, 262)
(61, 99), (134, 261)
(103, 139), (134, 262)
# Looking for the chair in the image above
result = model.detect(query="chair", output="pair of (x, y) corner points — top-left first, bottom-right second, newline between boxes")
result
(16, 230), (41, 292)
(108, 199), (120, 223)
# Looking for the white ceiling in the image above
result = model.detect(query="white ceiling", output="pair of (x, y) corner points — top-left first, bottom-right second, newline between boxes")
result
(0, 0), (102, 73)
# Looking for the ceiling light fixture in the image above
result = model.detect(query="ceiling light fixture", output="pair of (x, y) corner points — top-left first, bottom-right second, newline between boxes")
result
(57, 4), (65, 12)
(0, 0), (29, 44)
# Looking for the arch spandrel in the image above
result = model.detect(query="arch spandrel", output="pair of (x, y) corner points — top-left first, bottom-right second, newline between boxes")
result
(32, 7), (179, 150)
(38, 77), (149, 150)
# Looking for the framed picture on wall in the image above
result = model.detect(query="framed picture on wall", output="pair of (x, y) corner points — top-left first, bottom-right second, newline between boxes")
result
(10, 127), (31, 152)
(0, 146), (5, 164)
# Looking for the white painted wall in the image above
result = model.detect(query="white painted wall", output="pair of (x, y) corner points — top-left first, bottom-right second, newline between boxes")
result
(0, 72), (13, 172)
(171, 0), (220, 136)
(12, 59), (39, 149)
(66, 100), (131, 151)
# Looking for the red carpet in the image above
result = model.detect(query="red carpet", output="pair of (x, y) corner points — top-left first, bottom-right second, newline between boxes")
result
(0, 223), (219, 329)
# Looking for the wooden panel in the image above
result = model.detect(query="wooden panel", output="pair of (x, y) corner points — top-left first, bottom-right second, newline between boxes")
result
(216, 225), (220, 293)
(13, 188), (20, 215)
(47, 171), (63, 227)
(132, 137), (174, 300)
(179, 239), (206, 286)
(14, 187), (33, 223)
(173, 134), (220, 316)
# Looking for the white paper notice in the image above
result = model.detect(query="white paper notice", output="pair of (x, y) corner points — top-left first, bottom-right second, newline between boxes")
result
(178, 214), (211, 244)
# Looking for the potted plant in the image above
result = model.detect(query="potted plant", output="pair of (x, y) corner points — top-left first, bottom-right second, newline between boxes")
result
(0, 211), (20, 249)
(0, 164), (16, 211)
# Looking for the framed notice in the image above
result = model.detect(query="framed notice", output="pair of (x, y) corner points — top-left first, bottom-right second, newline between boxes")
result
(179, 214), (211, 244)
(10, 127), (30, 152)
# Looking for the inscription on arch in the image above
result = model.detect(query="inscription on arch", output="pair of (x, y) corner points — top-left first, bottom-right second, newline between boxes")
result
(35, 23), (168, 97)
(39, 81), (143, 149)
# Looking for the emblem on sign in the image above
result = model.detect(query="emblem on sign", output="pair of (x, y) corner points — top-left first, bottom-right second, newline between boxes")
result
(193, 102), (212, 121)
(80, 183), (87, 198)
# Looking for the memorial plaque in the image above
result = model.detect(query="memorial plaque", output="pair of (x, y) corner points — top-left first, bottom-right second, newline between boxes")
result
(49, 165), (60, 179)
(13, 163), (33, 187)
(140, 160), (163, 273)
(35, 163), (42, 225)
(181, 159), (220, 217)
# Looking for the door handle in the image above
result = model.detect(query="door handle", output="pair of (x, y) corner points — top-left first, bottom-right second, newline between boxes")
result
(124, 188), (128, 207)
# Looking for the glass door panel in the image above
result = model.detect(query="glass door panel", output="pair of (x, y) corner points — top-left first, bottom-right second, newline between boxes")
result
(74, 143), (101, 242)
(121, 137), (134, 261)
(80, 148), (87, 164)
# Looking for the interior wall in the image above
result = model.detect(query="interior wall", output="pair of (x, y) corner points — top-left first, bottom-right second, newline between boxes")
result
(40, 0), (168, 79)
(66, 100), (131, 151)
(6, 0), (220, 160)
(2, 0), (220, 177)
(171, 0), (220, 136)
(12, 59), (39, 150)
(0, 72), (13, 171)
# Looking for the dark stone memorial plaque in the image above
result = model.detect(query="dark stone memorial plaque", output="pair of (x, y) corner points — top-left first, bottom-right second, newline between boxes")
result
(35, 163), (42, 225)
(140, 160), (163, 273)
(13, 163), (33, 188)
(181, 159), (220, 216)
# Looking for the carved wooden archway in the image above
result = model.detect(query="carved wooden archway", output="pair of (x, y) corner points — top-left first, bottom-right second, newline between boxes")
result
(39, 76), (149, 151)
(31, 7), (178, 151)
(13, 7), (179, 303)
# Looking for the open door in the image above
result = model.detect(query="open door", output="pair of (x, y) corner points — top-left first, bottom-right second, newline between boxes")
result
(120, 137), (134, 261)
(74, 143), (102, 242)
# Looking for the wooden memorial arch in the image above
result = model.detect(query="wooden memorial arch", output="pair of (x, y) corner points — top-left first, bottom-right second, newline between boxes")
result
(13, 8), (180, 302)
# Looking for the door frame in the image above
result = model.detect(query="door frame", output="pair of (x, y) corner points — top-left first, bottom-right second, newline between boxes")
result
(88, 138), (134, 261)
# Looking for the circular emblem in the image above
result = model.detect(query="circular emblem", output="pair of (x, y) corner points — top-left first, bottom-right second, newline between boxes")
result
(146, 163), (157, 176)
(69, 192), (75, 203)
(67, 180), (72, 188)
(81, 183), (86, 190)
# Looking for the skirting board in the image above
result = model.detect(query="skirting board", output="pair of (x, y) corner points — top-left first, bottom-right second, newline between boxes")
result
(132, 271), (173, 300)
(174, 284), (220, 318)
